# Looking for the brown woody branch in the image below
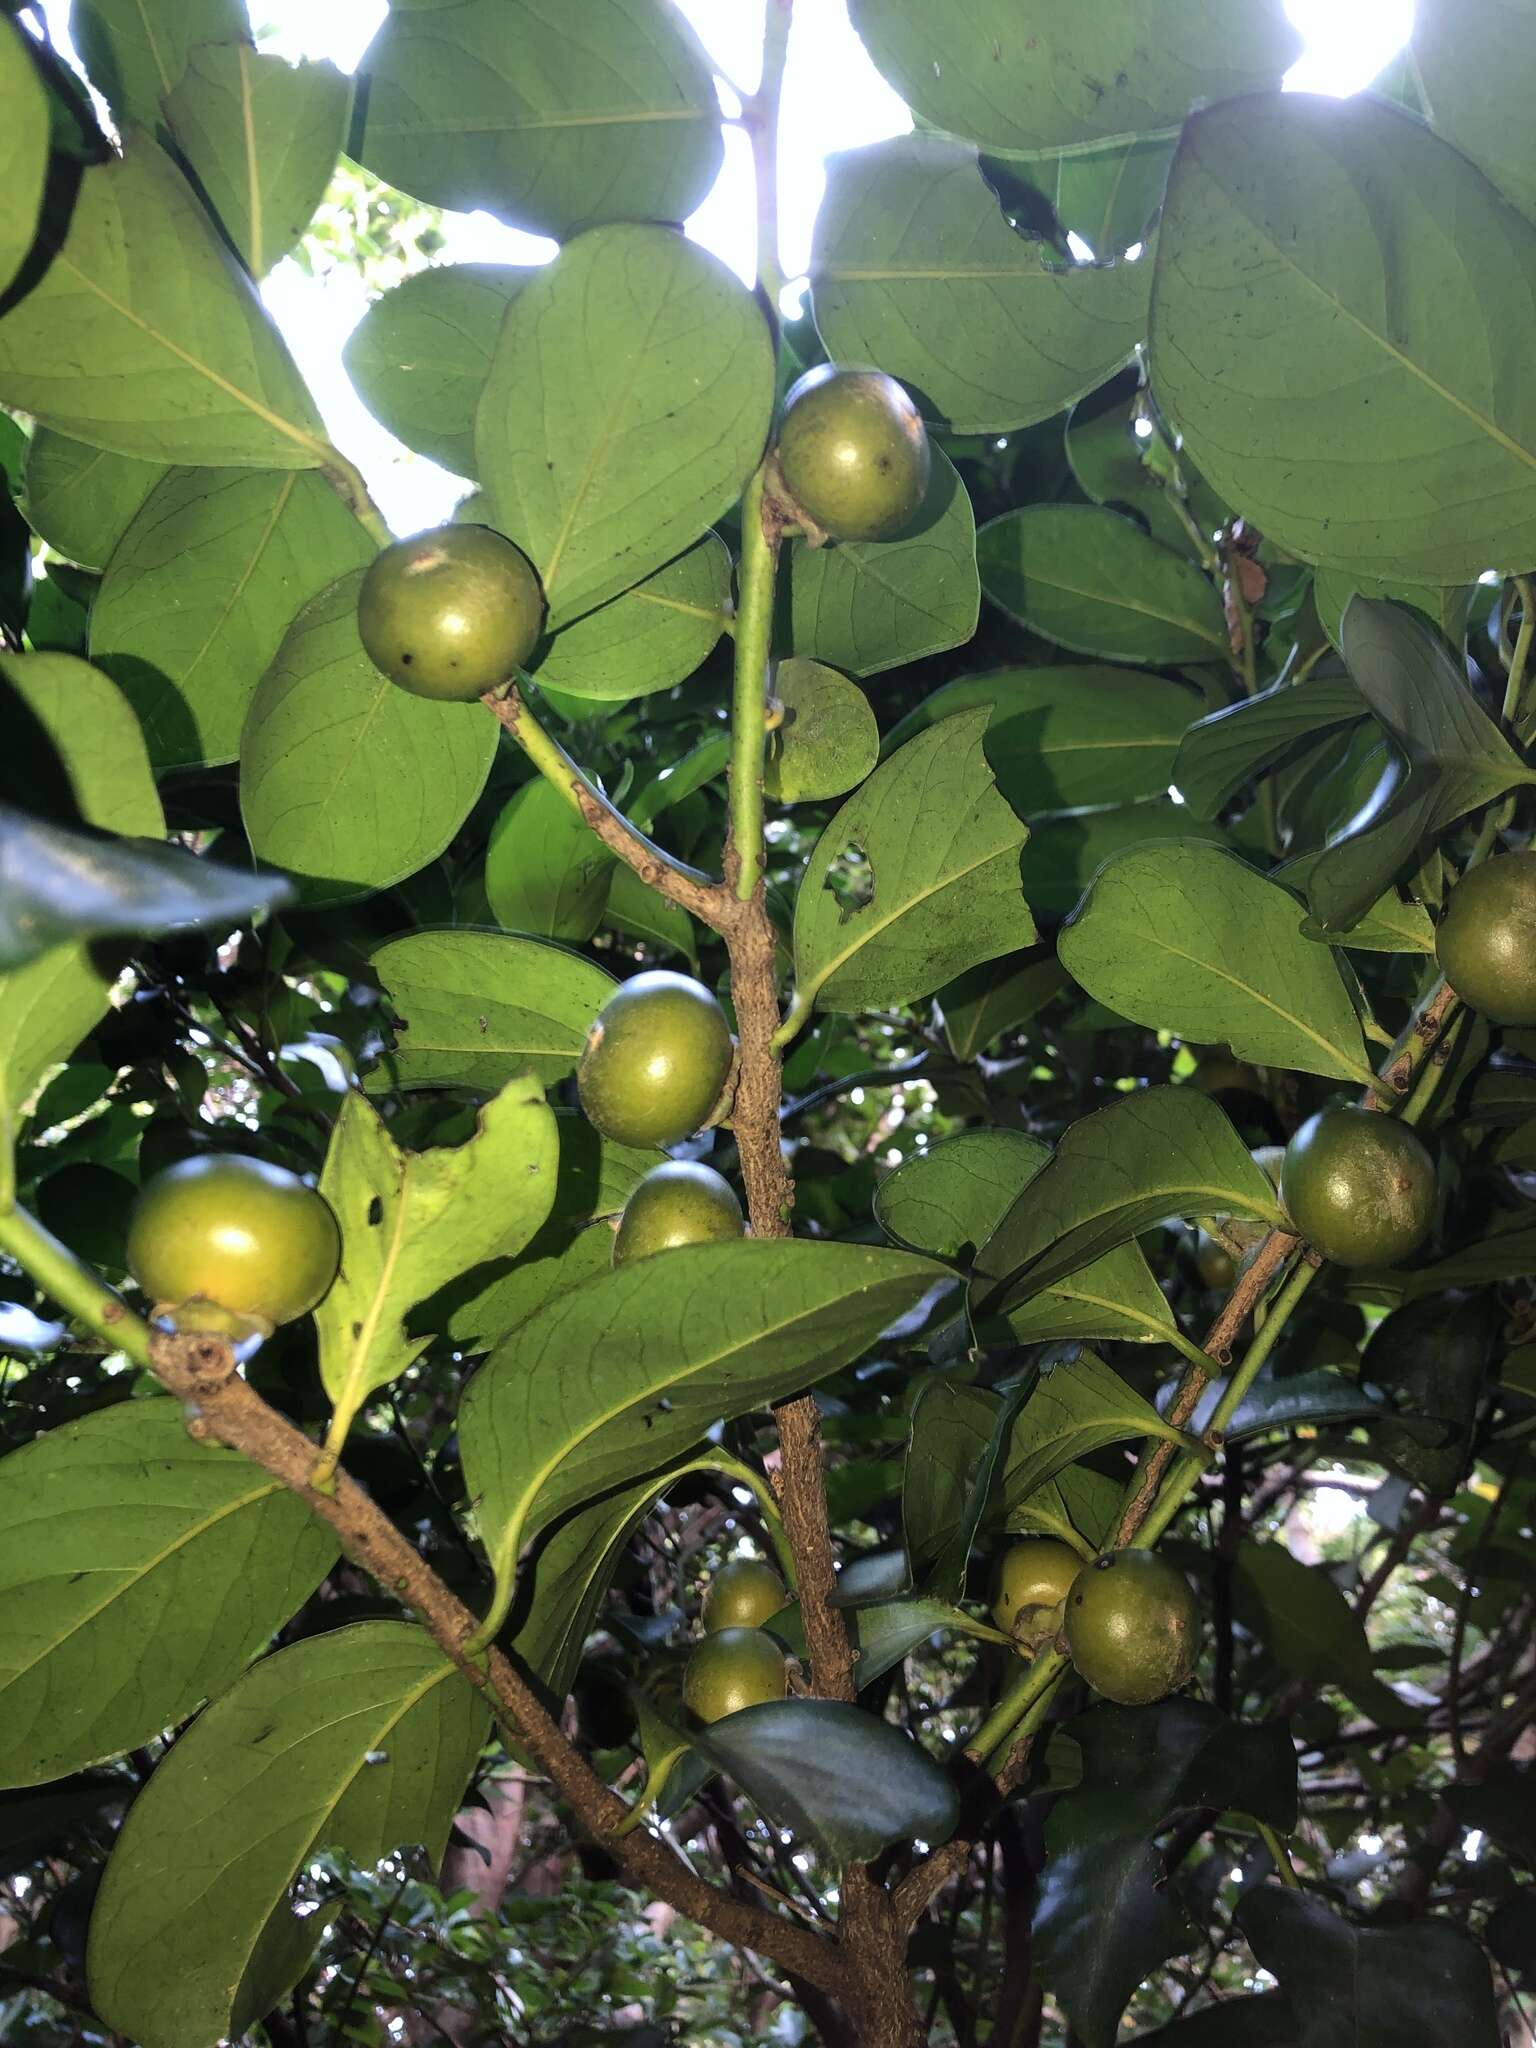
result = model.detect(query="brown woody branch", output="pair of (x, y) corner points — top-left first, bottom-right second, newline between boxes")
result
(148, 1329), (848, 2004)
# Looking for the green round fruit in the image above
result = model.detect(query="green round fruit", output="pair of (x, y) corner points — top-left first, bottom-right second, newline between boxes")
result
(682, 1627), (787, 1723)
(1065, 1551), (1199, 1707)
(126, 1154), (341, 1333)
(702, 1557), (787, 1633)
(577, 971), (734, 1149)
(1280, 1107), (1436, 1268)
(990, 1539), (1081, 1649)
(1435, 852), (1536, 1026)
(776, 365), (931, 542)
(612, 1161), (744, 1267)
(356, 523), (543, 699)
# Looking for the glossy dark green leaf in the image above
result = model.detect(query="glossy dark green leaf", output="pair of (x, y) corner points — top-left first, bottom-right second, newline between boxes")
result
(477, 224), (773, 630)
(461, 1240), (945, 1638)
(810, 136), (1150, 434)
(88, 1623), (489, 2048)
(1173, 677), (1368, 821)
(846, 0), (1298, 155)
(92, 468), (375, 771)
(163, 46), (351, 277)
(0, 1401), (336, 1788)
(793, 709), (1035, 1012)
(974, 1086), (1282, 1313)
(1238, 1887), (1499, 2048)
(1313, 567), (1472, 659)
(359, 0), (723, 242)
(1233, 1541), (1374, 1691)
(1305, 599), (1536, 931)
(365, 928), (616, 1092)
(241, 569), (498, 904)
(1058, 842), (1376, 1085)
(768, 1595), (980, 1686)
(1151, 93), (1536, 580)
(1361, 1295), (1496, 1495)
(1174, 1363), (1394, 1444)
(693, 1698), (959, 1864)
(343, 263), (529, 479)
(1037, 1700), (1297, 2048)
(995, 1352), (1184, 1517)
(0, 138), (328, 468)
(1142, 1997), (1298, 2045)
(903, 1379), (1019, 1603)
(978, 506), (1227, 665)
(0, 19), (49, 301)
(0, 804), (287, 973)
(17, 430), (164, 572)
(786, 444), (979, 678)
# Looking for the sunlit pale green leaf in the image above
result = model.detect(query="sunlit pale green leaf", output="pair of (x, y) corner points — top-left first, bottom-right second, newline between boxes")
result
(484, 778), (616, 942)
(0, 652), (162, 838)
(0, 20), (49, 301)
(70, 0), (247, 126)
(763, 660), (878, 805)
(18, 429), (165, 572)
(0, 1401), (335, 1788)
(92, 468), (375, 770)
(164, 45), (352, 278)
(528, 534), (730, 702)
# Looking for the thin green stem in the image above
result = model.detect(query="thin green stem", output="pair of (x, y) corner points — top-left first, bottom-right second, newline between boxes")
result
(689, 1452), (797, 1592)
(981, 1650), (1069, 1775)
(771, 986), (813, 1050)
(0, 1202), (155, 1370)
(728, 466), (778, 900)
(1398, 1009), (1466, 1129)
(1502, 575), (1535, 729)
(964, 1646), (1067, 1767)
(1257, 1820), (1301, 1889)
(321, 445), (393, 550)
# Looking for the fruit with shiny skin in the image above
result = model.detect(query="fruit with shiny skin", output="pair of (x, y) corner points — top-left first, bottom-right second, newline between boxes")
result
(1065, 1550), (1200, 1706)
(356, 523), (543, 699)
(776, 365), (931, 542)
(682, 1627), (787, 1723)
(612, 1161), (744, 1267)
(702, 1556), (787, 1633)
(1280, 1106), (1436, 1268)
(1435, 852), (1536, 1025)
(990, 1538), (1082, 1650)
(126, 1154), (341, 1333)
(577, 971), (734, 1149)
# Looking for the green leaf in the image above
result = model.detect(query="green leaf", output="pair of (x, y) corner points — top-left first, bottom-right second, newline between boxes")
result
(87, 1622), (489, 2048)
(768, 1595), (982, 1686)
(939, 949), (1070, 1061)
(17, 429), (165, 572)
(529, 533), (729, 702)
(1362, 1295), (1495, 1495)
(763, 660), (879, 806)
(241, 567), (498, 904)
(343, 263), (529, 480)
(476, 224), (773, 630)
(1313, 567), (1472, 659)
(315, 1078), (559, 1446)
(693, 1698), (959, 1865)
(1142, 1998), (1297, 2046)
(1064, 387), (1231, 559)
(1000, 1239), (1181, 1352)
(164, 46), (350, 278)
(988, 137), (1176, 261)
(810, 137), (1150, 435)
(1178, 1363), (1395, 1445)
(1001, 1464), (1119, 1554)
(793, 708), (1036, 1013)
(978, 506), (1227, 665)
(995, 1352), (1184, 1515)
(1304, 599), (1536, 931)
(0, 807), (286, 974)
(0, 1400), (336, 1789)
(1414, 0), (1536, 225)
(1036, 1699), (1298, 2048)
(365, 928), (616, 1093)
(0, 940), (120, 1165)
(601, 862), (698, 965)
(91, 468), (375, 770)
(0, 652), (163, 837)
(460, 1239), (944, 1639)
(358, 0), (723, 242)
(984, 667), (1195, 814)
(1058, 842), (1376, 1085)
(1173, 676), (1367, 821)
(846, 0), (1298, 155)
(1238, 1888), (1499, 2048)
(0, 137), (328, 468)
(785, 443), (980, 677)
(484, 778), (617, 942)
(0, 20), (49, 301)
(974, 1086), (1282, 1313)
(1233, 1541), (1374, 1691)
(903, 1379), (1020, 1602)
(71, 0), (247, 125)
(1020, 798), (1229, 921)
(1150, 92), (1536, 581)
(877, 1128), (1044, 1263)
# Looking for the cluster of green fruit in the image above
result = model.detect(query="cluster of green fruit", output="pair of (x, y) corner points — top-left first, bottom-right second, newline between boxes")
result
(353, 364), (931, 703)
(681, 1556), (791, 1724)
(992, 1540), (1199, 1707)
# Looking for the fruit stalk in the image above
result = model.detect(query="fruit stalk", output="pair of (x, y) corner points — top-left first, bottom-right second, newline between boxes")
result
(0, 1199), (155, 1371)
